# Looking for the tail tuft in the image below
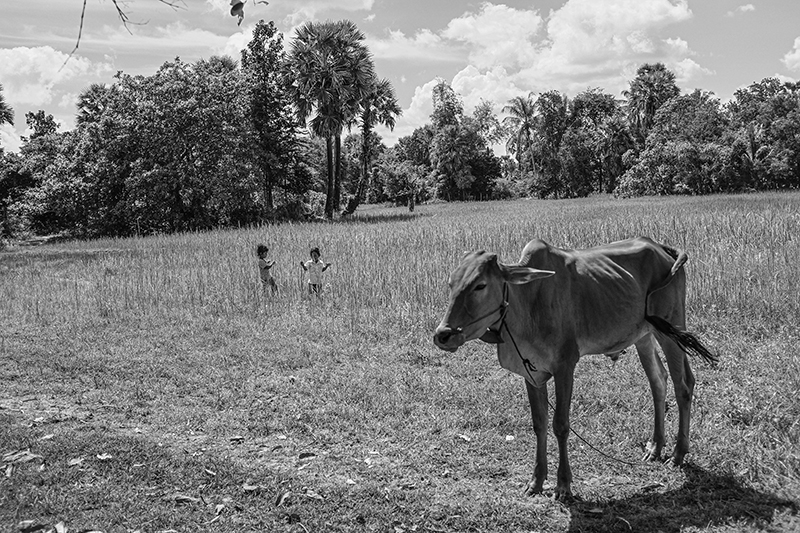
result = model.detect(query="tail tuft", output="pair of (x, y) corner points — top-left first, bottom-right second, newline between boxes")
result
(646, 315), (718, 366)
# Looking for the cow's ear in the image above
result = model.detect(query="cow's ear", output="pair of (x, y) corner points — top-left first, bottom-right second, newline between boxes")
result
(500, 264), (555, 284)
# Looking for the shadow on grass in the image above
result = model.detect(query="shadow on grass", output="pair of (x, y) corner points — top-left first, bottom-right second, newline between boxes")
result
(567, 464), (799, 533)
(337, 211), (423, 225)
(0, 248), (136, 270)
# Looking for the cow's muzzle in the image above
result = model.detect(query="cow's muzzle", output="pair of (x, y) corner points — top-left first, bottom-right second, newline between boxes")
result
(433, 326), (464, 352)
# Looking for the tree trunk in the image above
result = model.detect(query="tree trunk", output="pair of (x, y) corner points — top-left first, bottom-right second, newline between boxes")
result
(264, 166), (274, 215)
(324, 136), (334, 218)
(333, 135), (342, 214)
(342, 138), (369, 217)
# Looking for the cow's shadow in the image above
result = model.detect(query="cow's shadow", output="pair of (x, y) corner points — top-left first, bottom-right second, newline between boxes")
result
(566, 464), (798, 532)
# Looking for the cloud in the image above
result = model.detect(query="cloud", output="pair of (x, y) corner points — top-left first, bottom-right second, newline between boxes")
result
(276, 0), (376, 26)
(1, 123), (22, 153)
(390, 0), (704, 145)
(782, 37), (800, 72)
(368, 29), (463, 62)
(726, 4), (755, 17)
(0, 46), (112, 107)
(377, 78), (438, 145)
(441, 3), (543, 70)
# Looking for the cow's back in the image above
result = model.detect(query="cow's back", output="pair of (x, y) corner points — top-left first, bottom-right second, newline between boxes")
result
(518, 237), (681, 355)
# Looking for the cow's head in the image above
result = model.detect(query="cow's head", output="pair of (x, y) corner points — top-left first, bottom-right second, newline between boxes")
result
(433, 251), (554, 352)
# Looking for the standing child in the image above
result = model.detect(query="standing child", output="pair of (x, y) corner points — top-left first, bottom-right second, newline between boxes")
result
(257, 244), (278, 295)
(300, 246), (331, 295)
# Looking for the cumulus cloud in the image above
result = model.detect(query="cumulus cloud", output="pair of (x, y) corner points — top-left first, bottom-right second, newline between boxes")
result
(441, 3), (543, 70)
(0, 46), (111, 107)
(368, 29), (463, 62)
(782, 37), (800, 72)
(377, 78), (438, 145)
(391, 0), (705, 143)
(1, 123), (22, 153)
(726, 4), (755, 17)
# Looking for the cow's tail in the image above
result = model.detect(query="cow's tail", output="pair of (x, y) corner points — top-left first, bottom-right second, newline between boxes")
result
(645, 315), (718, 365)
(645, 244), (718, 366)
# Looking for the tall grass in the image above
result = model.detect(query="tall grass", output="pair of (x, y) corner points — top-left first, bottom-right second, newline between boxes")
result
(3, 193), (798, 334)
(1, 192), (799, 532)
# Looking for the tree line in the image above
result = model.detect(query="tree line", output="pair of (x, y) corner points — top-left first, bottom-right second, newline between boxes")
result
(1, 21), (800, 239)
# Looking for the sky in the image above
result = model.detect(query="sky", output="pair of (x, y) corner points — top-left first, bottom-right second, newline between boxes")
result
(2, 0), (800, 153)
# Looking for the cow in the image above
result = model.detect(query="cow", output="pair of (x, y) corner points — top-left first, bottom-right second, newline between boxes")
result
(433, 237), (716, 500)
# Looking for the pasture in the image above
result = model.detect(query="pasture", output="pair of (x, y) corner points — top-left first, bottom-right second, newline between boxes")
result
(1, 193), (799, 532)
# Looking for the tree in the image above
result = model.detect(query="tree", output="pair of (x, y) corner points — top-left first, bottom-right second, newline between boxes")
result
(284, 20), (376, 218)
(623, 63), (680, 147)
(502, 93), (538, 173)
(242, 20), (302, 215)
(25, 110), (59, 140)
(617, 90), (730, 196)
(0, 83), (13, 129)
(343, 77), (401, 215)
(76, 83), (113, 126)
(726, 79), (800, 190)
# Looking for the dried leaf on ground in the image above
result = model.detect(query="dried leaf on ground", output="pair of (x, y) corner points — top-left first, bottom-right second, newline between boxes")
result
(162, 493), (200, 505)
(275, 490), (292, 506)
(67, 458), (83, 467)
(3, 450), (43, 464)
(303, 488), (323, 500)
(17, 520), (45, 533)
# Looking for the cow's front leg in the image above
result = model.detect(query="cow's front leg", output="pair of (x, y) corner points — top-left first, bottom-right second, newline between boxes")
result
(552, 363), (576, 500)
(524, 379), (549, 496)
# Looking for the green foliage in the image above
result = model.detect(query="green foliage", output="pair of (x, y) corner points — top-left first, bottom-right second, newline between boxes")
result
(623, 62), (680, 146)
(284, 19), (377, 218)
(427, 81), (501, 200)
(0, 82), (14, 128)
(242, 20), (304, 213)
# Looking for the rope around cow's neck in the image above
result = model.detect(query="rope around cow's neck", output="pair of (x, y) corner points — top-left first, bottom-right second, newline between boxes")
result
(497, 283), (651, 469)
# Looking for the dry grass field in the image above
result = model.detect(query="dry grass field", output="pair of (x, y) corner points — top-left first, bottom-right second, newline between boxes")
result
(1, 193), (799, 532)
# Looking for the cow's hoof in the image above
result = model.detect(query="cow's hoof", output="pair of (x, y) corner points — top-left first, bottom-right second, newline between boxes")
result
(524, 480), (544, 497)
(553, 485), (574, 502)
(664, 452), (685, 466)
(641, 441), (662, 462)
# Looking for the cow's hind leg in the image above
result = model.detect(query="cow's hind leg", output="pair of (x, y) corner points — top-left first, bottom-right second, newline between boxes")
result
(654, 331), (696, 465)
(524, 379), (549, 496)
(634, 334), (668, 461)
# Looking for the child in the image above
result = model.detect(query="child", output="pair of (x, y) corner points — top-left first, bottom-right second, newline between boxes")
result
(257, 244), (278, 295)
(300, 246), (331, 295)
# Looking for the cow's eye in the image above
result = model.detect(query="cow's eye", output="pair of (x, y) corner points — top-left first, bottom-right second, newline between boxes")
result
(474, 283), (486, 291)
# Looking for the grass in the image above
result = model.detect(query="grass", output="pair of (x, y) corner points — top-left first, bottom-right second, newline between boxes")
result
(1, 193), (799, 532)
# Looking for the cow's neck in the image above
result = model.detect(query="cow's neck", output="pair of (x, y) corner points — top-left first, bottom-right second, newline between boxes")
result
(478, 282), (509, 344)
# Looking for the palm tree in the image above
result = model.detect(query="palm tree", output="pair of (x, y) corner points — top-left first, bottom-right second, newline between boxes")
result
(343, 77), (401, 215)
(285, 20), (375, 218)
(0, 83), (14, 128)
(502, 93), (537, 174)
(622, 63), (680, 146)
(76, 83), (111, 125)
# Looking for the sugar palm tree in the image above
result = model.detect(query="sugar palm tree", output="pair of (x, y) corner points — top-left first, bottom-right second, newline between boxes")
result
(622, 63), (680, 146)
(285, 20), (375, 218)
(502, 93), (537, 174)
(0, 83), (14, 128)
(343, 77), (401, 215)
